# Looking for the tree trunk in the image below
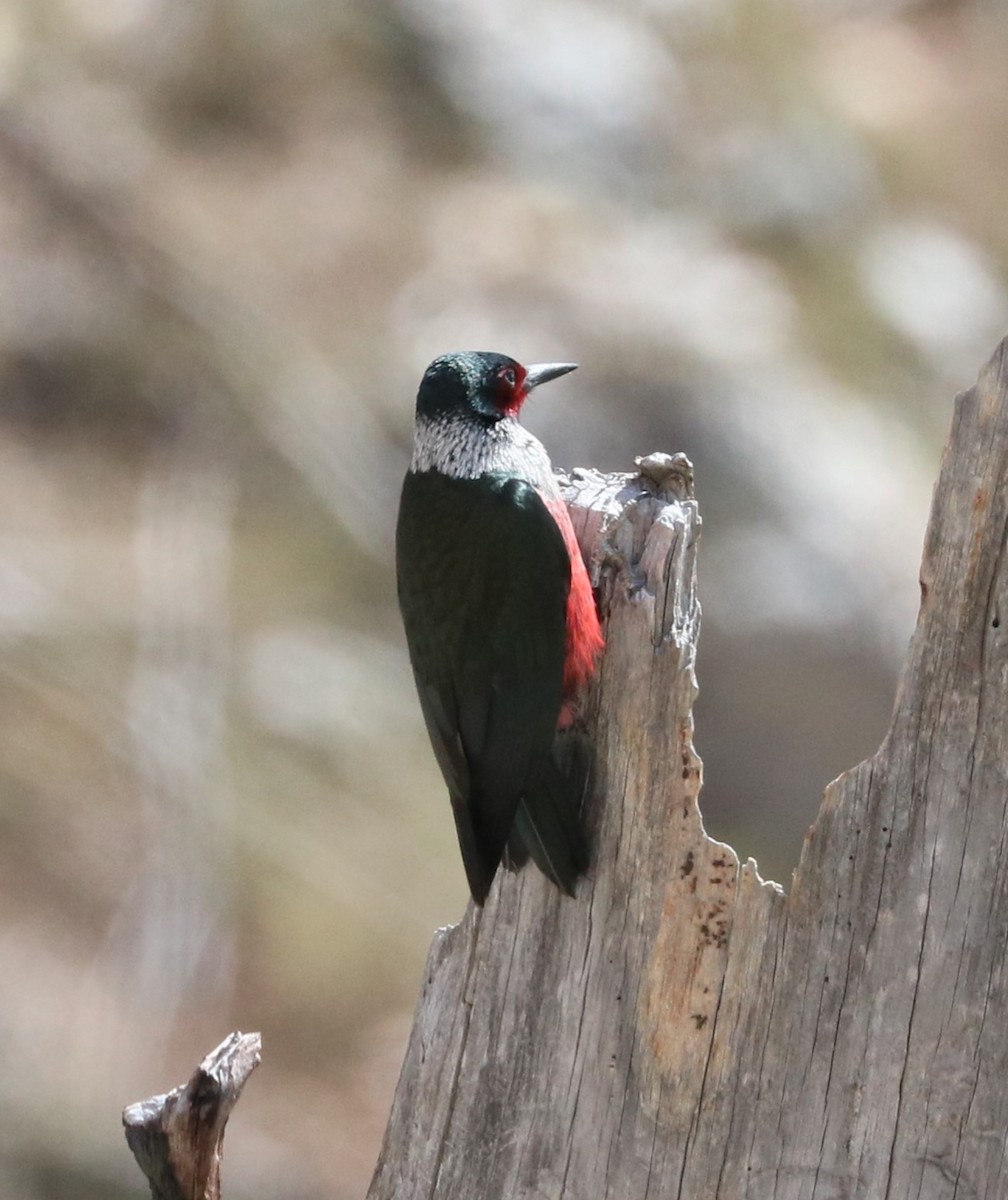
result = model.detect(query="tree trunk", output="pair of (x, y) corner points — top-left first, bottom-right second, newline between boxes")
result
(368, 341), (1008, 1200)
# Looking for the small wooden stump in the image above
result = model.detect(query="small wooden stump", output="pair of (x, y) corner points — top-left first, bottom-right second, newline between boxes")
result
(123, 1031), (261, 1200)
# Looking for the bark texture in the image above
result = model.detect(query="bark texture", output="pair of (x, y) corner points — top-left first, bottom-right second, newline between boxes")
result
(123, 1031), (261, 1200)
(369, 342), (1008, 1200)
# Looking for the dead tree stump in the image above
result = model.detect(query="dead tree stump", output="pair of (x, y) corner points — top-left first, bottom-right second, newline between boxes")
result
(123, 1031), (261, 1200)
(368, 339), (1008, 1199)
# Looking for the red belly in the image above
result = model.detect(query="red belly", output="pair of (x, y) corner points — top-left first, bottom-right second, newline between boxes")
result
(544, 497), (604, 726)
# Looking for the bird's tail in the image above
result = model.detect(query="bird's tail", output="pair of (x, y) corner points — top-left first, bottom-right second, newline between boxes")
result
(506, 737), (590, 895)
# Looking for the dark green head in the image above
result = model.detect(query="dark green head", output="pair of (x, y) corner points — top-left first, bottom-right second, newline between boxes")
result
(416, 352), (577, 424)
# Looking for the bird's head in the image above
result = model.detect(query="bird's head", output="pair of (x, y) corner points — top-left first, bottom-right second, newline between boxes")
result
(416, 351), (577, 425)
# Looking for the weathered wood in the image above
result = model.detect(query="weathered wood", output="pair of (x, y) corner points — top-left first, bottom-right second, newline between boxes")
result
(123, 1031), (261, 1200)
(368, 339), (1008, 1199)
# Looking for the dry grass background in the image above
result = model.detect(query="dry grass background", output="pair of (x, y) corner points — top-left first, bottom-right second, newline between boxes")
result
(0, 1), (1006, 1196)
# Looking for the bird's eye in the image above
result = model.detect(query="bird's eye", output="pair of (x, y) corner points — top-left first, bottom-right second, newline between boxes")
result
(501, 368), (516, 387)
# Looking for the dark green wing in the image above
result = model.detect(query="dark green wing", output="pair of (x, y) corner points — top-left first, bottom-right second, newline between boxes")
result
(396, 470), (572, 903)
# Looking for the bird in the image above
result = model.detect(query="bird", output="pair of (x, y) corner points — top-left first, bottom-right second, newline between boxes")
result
(396, 351), (604, 905)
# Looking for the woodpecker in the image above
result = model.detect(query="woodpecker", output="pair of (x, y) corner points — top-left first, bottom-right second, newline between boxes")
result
(396, 351), (604, 905)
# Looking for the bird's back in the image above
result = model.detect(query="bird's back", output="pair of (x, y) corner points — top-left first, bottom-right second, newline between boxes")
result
(396, 469), (585, 901)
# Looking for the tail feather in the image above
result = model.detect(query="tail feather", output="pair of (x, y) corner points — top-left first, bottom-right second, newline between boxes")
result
(502, 833), (529, 872)
(510, 753), (589, 896)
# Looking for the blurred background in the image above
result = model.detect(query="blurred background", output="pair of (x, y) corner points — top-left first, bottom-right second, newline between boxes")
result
(1, 0), (1007, 1195)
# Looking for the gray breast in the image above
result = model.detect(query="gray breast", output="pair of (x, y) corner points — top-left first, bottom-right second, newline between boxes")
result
(411, 415), (559, 497)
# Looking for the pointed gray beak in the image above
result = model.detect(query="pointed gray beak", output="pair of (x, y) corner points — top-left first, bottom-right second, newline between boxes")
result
(524, 362), (578, 392)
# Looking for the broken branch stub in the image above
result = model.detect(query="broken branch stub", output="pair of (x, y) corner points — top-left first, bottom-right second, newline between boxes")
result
(123, 1031), (261, 1200)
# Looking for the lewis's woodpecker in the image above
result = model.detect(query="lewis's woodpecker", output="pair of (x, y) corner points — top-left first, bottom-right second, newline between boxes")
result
(396, 351), (604, 905)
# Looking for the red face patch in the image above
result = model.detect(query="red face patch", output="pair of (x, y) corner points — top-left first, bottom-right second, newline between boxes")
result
(492, 362), (528, 416)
